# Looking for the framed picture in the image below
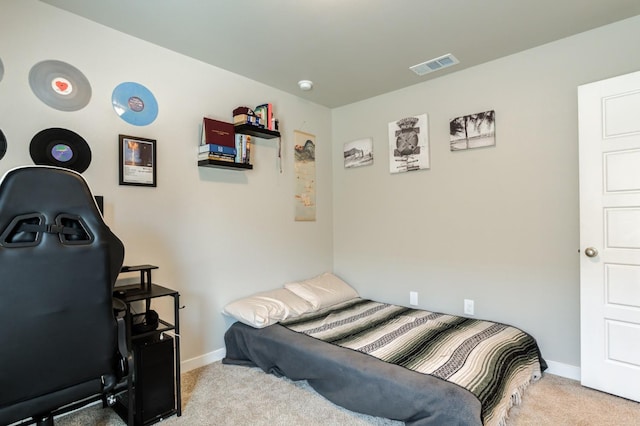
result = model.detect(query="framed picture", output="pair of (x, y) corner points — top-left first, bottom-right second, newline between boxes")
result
(449, 110), (496, 151)
(344, 137), (373, 168)
(388, 114), (429, 174)
(119, 134), (156, 187)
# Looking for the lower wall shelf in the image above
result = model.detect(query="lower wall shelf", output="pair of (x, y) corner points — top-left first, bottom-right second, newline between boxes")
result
(197, 159), (253, 170)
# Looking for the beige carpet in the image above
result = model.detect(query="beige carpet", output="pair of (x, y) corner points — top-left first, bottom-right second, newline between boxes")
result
(55, 361), (640, 425)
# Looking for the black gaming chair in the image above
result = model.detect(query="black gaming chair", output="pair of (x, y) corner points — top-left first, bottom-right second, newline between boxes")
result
(0, 166), (130, 425)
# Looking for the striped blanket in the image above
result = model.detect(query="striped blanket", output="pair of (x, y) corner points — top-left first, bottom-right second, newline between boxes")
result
(282, 298), (544, 426)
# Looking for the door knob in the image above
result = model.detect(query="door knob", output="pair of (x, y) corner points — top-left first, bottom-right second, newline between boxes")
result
(585, 247), (599, 258)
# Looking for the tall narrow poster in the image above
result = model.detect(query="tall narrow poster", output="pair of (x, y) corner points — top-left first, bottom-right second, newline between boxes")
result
(294, 130), (316, 221)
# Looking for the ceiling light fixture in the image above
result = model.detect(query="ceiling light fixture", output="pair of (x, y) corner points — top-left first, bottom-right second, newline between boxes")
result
(298, 80), (313, 91)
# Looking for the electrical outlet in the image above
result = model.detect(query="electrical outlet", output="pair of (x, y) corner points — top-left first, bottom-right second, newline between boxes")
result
(410, 291), (418, 306)
(464, 299), (474, 315)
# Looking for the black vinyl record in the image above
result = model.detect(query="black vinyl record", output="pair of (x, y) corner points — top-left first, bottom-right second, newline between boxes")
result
(28, 60), (92, 111)
(29, 128), (91, 173)
(0, 129), (6, 160)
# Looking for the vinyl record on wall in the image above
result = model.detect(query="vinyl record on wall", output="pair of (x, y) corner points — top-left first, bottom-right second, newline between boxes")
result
(28, 60), (92, 111)
(111, 82), (158, 126)
(0, 129), (6, 160)
(29, 128), (92, 173)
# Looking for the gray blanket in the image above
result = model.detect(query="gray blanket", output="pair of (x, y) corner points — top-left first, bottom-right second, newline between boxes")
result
(223, 321), (482, 425)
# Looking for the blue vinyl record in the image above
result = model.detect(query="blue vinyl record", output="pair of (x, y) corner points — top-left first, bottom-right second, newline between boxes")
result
(111, 82), (158, 126)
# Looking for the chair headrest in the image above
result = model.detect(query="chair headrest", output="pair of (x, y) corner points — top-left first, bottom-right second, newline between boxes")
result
(0, 166), (107, 248)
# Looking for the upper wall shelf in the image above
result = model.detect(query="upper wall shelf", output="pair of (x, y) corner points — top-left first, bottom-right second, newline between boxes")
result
(234, 124), (280, 139)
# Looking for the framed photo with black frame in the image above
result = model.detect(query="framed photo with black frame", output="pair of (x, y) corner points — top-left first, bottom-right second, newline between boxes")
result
(119, 134), (156, 187)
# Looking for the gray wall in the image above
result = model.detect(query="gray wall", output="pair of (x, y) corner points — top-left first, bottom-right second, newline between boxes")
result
(3, 0), (640, 372)
(331, 15), (640, 369)
(0, 0), (334, 367)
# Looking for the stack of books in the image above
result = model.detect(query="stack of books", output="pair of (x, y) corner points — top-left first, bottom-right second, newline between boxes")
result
(232, 103), (278, 131)
(199, 117), (237, 162)
(198, 143), (236, 162)
(199, 116), (252, 164)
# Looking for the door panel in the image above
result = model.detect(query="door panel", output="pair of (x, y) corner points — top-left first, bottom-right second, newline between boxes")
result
(606, 264), (640, 307)
(603, 90), (640, 137)
(604, 149), (640, 192)
(606, 320), (640, 366)
(605, 208), (640, 248)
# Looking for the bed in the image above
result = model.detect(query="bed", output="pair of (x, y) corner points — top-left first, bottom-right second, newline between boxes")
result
(221, 273), (546, 426)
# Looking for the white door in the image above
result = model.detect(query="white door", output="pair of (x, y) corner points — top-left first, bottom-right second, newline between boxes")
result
(579, 70), (640, 402)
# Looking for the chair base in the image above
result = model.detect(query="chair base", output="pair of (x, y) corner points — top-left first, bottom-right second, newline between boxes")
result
(35, 414), (53, 426)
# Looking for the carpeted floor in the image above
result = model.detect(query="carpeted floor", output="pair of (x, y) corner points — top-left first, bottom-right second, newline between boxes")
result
(55, 361), (640, 425)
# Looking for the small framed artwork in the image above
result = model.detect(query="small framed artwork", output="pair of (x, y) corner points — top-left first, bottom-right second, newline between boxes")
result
(119, 134), (156, 187)
(449, 110), (495, 151)
(344, 137), (373, 168)
(388, 114), (429, 174)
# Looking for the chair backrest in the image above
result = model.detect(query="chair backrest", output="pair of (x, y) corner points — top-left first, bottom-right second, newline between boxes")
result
(0, 166), (125, 424)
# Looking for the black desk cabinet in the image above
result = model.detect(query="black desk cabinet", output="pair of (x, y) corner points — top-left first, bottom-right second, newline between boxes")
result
(113, 266), (181, 426)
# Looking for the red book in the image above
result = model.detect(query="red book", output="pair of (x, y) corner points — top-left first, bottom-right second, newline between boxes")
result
(266, 104), (273, 130)
(201, 117), (235, 148)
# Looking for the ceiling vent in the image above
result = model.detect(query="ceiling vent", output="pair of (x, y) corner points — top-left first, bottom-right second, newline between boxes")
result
(409, 53), (459, 76)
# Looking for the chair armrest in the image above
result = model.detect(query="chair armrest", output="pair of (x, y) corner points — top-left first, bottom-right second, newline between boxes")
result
(112, 298), (133, 385)
(116, 316), (134, 379)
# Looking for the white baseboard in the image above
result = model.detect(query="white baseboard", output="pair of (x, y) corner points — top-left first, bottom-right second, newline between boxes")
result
(181, 347), (226, 373)
(544, 359), (581, 381)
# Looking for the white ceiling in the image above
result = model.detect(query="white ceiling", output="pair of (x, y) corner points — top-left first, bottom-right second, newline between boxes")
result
(40, 0), (640, 108)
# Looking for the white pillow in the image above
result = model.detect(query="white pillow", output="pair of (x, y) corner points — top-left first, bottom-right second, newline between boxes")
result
(284, 272), (359, 310)
(223, 288), (312, 328)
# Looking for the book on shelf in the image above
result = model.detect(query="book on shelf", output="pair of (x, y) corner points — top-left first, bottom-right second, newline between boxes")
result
(201, 117), (235, 148)
(233, 114), (261, 127)
(234, 134), (252, 164)
(198, 152), (236, 162)
(255, 103), (274, 130)
(245, 135), (251, 164)
(234, 134), (242, 163)
(199, 143), (237, 156)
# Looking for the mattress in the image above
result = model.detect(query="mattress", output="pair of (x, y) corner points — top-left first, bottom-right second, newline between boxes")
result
(223, 298), (546, 425)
